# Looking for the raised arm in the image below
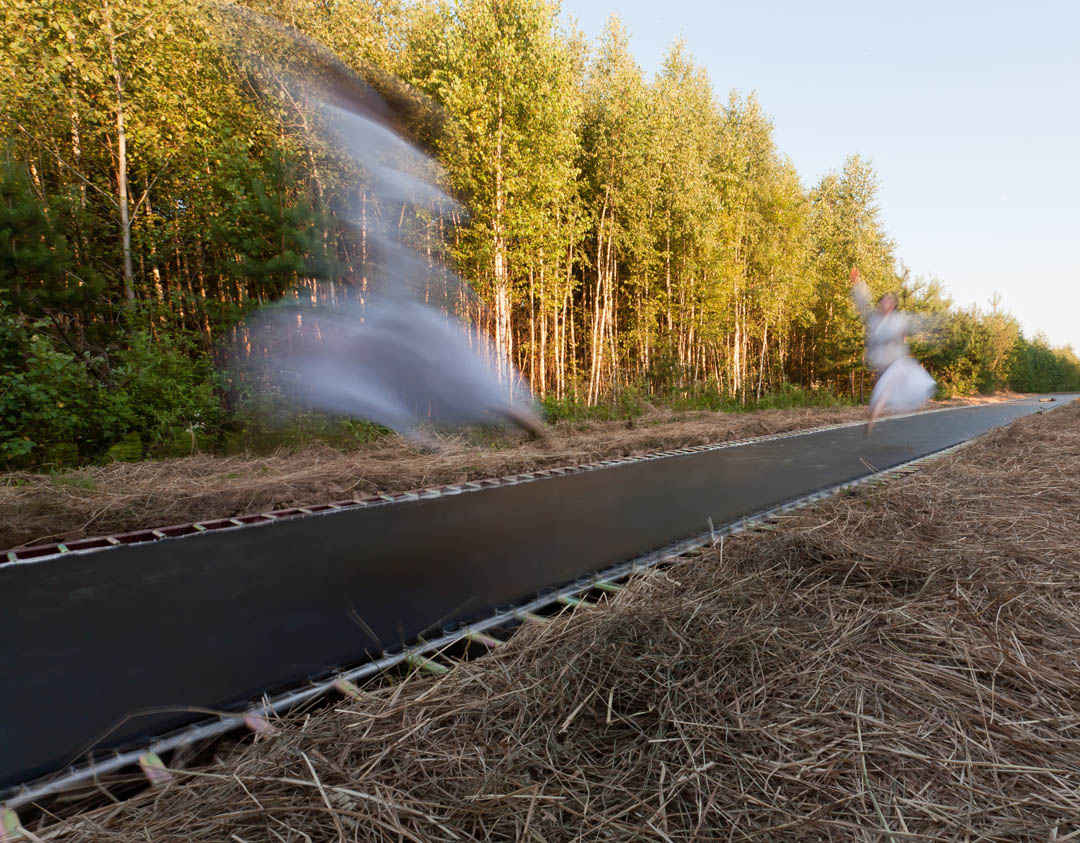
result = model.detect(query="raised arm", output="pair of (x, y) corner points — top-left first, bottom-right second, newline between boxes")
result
(849, 267), (873, 322)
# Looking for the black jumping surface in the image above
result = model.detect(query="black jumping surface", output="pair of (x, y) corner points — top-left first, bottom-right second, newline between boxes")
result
(0, 397), (1065, 791)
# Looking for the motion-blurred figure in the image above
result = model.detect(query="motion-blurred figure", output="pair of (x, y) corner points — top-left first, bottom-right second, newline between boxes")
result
(219, 7), (543, 443)
(850, 267), (935, 435)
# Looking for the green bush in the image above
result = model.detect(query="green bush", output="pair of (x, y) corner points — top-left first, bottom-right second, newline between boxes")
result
(753, 383), (851, 410)
(227, 394), (391, 454)
(541, 381), (852, 423)
(541, 386), (647, 423)
(0, 310), (103, 462)
(664, 382), (850, 412)
(0, 308), (226, 466)
(107, 432), (144, 463)
(104, 331), (223, 454)
(1008, 337), (1080, 393)
(663, 385), (739, 412)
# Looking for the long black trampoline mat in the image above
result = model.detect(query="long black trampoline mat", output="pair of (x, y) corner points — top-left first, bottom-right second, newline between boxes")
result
(0, 397), (1069, 789)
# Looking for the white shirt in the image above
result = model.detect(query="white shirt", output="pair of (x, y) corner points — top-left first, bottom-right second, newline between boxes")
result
(852, 282), (915, 372)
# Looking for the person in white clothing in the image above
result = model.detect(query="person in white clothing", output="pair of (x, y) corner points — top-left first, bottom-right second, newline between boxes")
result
(850, 267), (936, 435)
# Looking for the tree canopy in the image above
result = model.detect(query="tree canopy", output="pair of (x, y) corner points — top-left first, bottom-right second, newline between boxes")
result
(1, 0), (1075, 465)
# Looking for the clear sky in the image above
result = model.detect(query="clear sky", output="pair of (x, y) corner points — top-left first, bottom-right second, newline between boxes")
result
(558, 0), (1080, 351)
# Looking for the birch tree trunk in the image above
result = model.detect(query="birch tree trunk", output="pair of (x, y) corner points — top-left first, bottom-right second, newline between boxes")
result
(103, 0), (135, 303)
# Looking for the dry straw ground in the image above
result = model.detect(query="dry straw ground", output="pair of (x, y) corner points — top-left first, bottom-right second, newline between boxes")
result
(0, 396), (1014, 551)
(35, 399), (1080, 841)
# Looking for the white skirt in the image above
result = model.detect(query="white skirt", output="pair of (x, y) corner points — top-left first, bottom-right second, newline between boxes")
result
(870, 356), (936, 413)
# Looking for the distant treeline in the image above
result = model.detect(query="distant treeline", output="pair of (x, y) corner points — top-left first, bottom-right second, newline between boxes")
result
(1, 0), (1077, 466)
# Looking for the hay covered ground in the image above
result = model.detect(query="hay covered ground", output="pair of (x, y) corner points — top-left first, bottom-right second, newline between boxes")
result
(0, 396), (1017, 550)
(36, 399), (1080, 841)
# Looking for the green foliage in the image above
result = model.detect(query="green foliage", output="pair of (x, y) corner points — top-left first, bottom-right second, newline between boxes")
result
(227, 388), (392, 454)
(210, 150), (332, 304)
(0, 0), (1068, 472)
(1008, 336), (1080, 393)
(107, 432), (144, 463)
(542, 386), (647, 423)
(664, 382), (852, 413)
(542, 382), (851, 423)
(103, 330), (223, 450)
(0, 306), (224, 466)
(235, 414), (391, 453)
(0, 157), (71, 310)
(803, 155), (898, 392)
(904, 288), (1026, 398)
(0, 309), (102, 461)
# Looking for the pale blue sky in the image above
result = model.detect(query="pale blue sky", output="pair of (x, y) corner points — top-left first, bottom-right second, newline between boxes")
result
(559, 0), (1080, 351)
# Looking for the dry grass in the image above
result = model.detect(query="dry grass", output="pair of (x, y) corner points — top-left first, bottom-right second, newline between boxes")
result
(32, 399), (1080, 841)
(0, 397), (1020, 551)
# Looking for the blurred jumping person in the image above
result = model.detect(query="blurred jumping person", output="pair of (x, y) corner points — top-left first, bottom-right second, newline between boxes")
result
(850, 267), (935, 435)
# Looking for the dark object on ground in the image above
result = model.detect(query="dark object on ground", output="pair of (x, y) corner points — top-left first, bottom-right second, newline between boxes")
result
(0, 397), (1062, 792)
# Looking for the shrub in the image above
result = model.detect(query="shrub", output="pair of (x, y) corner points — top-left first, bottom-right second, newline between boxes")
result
(104, 331), (224, 454)
(0, 309), (225, 466)
(0, 309), (103, 462)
